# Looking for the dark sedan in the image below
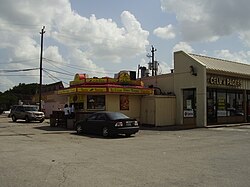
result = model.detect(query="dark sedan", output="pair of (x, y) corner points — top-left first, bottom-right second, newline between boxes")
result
(75, 111), (139, 137)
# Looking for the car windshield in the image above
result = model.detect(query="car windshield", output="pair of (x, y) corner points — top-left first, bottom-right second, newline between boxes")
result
(24, 106), (38, 111)
(108, 112), (130, 120)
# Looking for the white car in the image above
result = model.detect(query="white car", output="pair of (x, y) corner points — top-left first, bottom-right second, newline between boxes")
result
(2, 110), (10, 117)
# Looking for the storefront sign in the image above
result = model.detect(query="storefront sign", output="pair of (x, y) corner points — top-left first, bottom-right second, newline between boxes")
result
(70, 73), (143, 86)
(208, 76), (242, 87)
(85, 78), (107, 84)
(184, 110), (194, 118)
(77, 87), (107, 92)
(108, 88), (153, 94)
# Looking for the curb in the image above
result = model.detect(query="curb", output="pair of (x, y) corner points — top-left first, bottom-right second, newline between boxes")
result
(206, 123), (250, 128)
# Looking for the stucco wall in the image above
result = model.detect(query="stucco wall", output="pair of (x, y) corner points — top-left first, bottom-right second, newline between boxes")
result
(141, 95), (176, 126)
(142, 74), (174, 94)
(174, 51), (207, 127)
(44, 94), (67, 118)
(106, 95), (142, 122)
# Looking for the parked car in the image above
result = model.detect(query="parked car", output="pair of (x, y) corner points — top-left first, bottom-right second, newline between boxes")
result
(10, 105), (45, 123)
(75, 111), (139, 137)
(2, 110), (10, 116)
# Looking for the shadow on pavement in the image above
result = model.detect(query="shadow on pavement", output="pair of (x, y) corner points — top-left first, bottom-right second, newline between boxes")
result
(71, 132), (135, 139)
(140, 124), (197, 131)
(34, 125), (72, 132)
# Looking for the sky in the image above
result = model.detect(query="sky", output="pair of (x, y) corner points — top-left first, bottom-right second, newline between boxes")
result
(1, 0), (250, 92)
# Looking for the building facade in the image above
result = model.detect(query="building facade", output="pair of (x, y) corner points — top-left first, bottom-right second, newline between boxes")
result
(143, 51), (250, 127)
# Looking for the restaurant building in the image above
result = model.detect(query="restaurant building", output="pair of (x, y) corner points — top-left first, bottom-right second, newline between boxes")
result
(142, 51), (250, 127)
(57, 71), (153, 122)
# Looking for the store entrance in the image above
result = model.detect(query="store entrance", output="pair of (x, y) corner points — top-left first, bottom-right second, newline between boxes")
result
(183, 89), (196, 126)
(207, 90), (217, 124)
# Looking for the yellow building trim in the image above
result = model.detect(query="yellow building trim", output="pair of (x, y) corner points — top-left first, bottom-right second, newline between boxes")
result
(57, 88), (77, 94)
(77, 87), (107, 92)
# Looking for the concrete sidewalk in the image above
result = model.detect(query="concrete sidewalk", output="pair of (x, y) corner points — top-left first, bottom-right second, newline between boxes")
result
(140, 122), (250, 131)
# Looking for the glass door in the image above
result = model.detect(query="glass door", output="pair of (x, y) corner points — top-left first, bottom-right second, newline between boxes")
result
(207, 89), (217, 124)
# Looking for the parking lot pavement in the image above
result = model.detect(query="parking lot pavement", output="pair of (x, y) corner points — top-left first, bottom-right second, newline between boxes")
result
(0, 115), (250, 187)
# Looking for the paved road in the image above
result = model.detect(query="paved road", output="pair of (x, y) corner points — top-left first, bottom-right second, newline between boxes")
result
(0, 116), (250, 187)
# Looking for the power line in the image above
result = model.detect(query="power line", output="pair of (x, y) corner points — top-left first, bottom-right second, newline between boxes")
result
(43, 58), (75, 75)
(43, 69), (69, 85)
(43, 69), (58, 83)
(43, 68), (73, 76)
(43, 57), (116, 74)
(0, 68), (39, 73)
(0, 74), (39, 77)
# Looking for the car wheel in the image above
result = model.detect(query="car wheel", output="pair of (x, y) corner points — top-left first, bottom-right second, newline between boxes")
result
(76, 124), (82, 134)
(25, 116), (30, 122)
(12, 115), (17, 122)
(125, 133), (132, 137)
(39, 119), (44, 123)
(102, 127), (109, 137)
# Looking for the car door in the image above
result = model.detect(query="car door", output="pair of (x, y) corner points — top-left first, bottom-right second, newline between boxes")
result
(93, 113), (107, 134)
(85, 113), (98, 133)
(15, 106), (23, 119)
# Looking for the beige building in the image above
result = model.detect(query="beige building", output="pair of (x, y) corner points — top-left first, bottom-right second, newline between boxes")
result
(142, 51), (250, 127)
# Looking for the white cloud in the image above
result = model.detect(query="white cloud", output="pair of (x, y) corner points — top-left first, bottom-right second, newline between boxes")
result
(70, 48), (107, 78)
(153, 24), (176, 40)
(44, 46), (64, 63)
(158, 61), (172, 74)
(214, 49), (250, 64)
(239, 31), (250, 47)
(160, 0), (250, 43)
(173, 42), (194, 53)
(0, 0), (150, 91)
(52, 10), (149, 63)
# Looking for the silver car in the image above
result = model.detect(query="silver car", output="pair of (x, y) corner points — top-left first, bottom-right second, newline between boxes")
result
(10, 105), (45, 123)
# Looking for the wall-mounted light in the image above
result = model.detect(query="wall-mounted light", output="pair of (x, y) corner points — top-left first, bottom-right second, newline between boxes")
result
(190, 65), (197, 76)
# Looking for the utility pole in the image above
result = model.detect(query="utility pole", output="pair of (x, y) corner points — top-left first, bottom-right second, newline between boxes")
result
(151, 45), (157, 76)
(39, 26), (45, 111)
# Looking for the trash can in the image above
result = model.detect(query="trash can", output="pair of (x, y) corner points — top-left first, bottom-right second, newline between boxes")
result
(50, 115), (56, 127)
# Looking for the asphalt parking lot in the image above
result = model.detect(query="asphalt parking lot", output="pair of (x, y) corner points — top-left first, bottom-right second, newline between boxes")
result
(0, 115), (250, 187)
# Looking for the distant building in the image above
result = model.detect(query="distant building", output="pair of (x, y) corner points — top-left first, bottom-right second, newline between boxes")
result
(33, 81), (67, 117)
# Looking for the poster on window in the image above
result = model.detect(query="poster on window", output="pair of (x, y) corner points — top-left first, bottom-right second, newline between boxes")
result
(184, 110), (194, 117)
(120, 95), (129, 110)
(186, 100), (192, 109)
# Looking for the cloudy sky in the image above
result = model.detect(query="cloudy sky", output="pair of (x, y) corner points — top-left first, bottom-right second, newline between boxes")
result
(1, 0), (250, 92)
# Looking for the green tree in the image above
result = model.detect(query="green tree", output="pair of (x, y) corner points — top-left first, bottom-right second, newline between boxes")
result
(0, 83), (39, 111)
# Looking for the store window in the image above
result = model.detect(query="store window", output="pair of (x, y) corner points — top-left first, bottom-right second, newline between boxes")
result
(69, 95), (84, 110)
(217, 91), (244, 117)
(207, 90), (217, 123)
(208, 89), (245, 118)
(234, 92), (244, 116)
(217, 92), (227, 117)
(183, 89), (196, 118)
(87, 95), (105, 110)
